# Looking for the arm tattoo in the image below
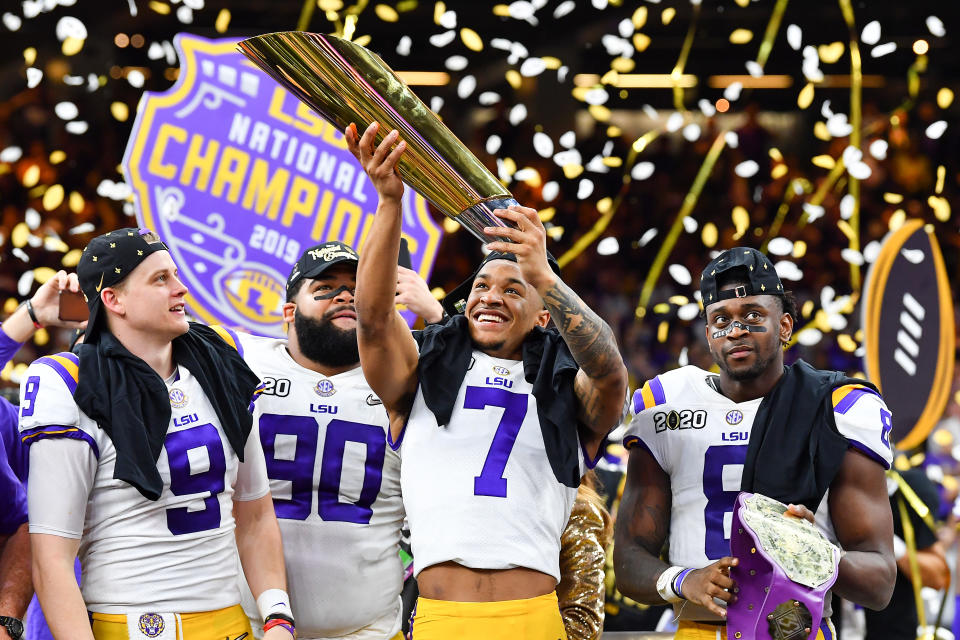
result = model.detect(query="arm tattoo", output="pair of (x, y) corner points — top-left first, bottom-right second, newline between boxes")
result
(542, 279), (622, 380)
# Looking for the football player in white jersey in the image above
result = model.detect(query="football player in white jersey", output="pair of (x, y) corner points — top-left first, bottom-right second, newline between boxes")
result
(229, 240), (413, 640)
(21, 229), (292, 640)
(346, 122), (628, 639)
(614, 248), (896, 639)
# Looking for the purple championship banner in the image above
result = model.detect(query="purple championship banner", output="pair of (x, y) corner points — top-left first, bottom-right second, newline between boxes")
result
(123, 33), (442, 336)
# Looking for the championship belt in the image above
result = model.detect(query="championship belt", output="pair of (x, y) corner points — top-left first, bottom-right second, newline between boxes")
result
(727, 493), (841, 640)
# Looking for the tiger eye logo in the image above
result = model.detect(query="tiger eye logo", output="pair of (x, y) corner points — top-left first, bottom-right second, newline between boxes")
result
(138, 613), (165, 637)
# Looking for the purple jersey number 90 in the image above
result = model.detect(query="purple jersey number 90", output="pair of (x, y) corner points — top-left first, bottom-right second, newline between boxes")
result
(260, 414), (385, 525)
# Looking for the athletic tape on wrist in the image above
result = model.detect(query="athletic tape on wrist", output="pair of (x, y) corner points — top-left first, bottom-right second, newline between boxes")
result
(257, 589), (294, 623)
(656, 566), (687, 604)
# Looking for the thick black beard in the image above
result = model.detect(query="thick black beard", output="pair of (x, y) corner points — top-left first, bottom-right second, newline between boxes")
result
(293, 308), (359, 368)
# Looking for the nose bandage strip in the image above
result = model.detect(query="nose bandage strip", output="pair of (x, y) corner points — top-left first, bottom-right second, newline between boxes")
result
(313, 285), (354, 300)
(712, 320), (768, 339)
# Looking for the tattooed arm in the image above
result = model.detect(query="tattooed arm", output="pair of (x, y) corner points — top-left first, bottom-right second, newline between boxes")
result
(484, 205), (628, 444)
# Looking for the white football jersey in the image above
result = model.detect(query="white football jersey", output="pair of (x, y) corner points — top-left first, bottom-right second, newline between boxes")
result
(231, 331), (403, 640)
(397, 350), (590, 583)
(20, 352), (270, 614)
(622, 365), (893, 570)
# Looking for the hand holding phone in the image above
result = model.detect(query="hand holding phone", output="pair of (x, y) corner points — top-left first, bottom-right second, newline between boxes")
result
(58, 290), (89, 323)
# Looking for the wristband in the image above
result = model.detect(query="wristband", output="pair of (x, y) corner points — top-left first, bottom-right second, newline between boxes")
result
(672, 567), (695, 599)
(263, 618), (295, 637)
(656, 566), (686, 604)
(24, 300), (42, 329)
(257, 589), (294, 623)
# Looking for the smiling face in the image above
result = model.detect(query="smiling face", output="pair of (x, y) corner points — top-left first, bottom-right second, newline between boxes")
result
(703, 284), (793, 383)
(464, 259), (550, 360)
(104, 250), (189, 341)
(283, 262), (359, 368)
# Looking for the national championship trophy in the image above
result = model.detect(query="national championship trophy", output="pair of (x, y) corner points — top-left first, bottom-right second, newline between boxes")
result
(238, 31), (518, 242)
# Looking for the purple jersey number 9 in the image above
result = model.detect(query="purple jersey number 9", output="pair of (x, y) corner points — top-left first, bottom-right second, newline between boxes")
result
(702, 444), (748, 559)
(21, 376), (40, 418)
(464, 386), (529, 498)
(260, 414), (386, 525)
(165, 423), (227, 535)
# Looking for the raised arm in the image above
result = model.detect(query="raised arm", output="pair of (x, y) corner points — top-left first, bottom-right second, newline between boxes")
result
(484, 206), (628, 443)
(346, 122), (419, 427)
(828, 448), (897, 609)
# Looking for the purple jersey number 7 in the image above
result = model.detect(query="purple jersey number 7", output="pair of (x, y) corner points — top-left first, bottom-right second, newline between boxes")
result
(464, 386), (529, 498)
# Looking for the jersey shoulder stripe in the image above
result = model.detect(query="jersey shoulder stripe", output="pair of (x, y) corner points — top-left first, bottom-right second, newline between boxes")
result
(20, 424), (100, 457)
(210, 325), (244, 357)
(831, 384), (881, 415)
(633, 376), (667, 413)
(34, 352), (80, 394)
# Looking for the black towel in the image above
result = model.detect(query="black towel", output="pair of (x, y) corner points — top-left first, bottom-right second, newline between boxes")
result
(74, 323), (261, 500)
(741, 359), (880, 511)
(414, 314), (583, 488)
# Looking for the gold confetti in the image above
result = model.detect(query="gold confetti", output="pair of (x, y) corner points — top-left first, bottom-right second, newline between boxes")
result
(818, 42), (844, 64)
(611, 57), (635, 72)
(812, 155), (835, 169)
(538, 207), (556, 222)
(771, 164), (788, 179)
(729, 29), (754, 45)
(3, 299), (17, 314)
(11, 223), (29, 248)
(319, 0), (343, 9)
(602, 157), (623, 167)
(633, 33), (651, 52)
(883, 192), (903, 203)
(63, 250), (83, 267)
(601, 70), (619, 85)
(33, 328), (49, 347)
(801, 299), (815, 318)
(935, 165), (945, 194)
(837, 334), (857, 352)
(43, 184), (65, 210)
(597, 197), (613, 214)
(45, 237), (69, 253)
(62, 37), (84, 56)
(541, 57), (562, 70)
(909, 452), (926, 467)
(562, 164), (584, 179)
(701, 222), (718, 247)
(49, 150), (66, 164)
(588, 104), (611, 122)
(928, 195), (951, 221)
(492, 4), (510, 17)
(34, 267), (56, 284)
(506, 69), (521, 89)
(545, 226), (564, 241)
(375, 4), (399, 22)
(24, 47), (36, 66)
(434, 1), (446, 24)
(732, 206), (749, 240)
(792, 240), (807, 258)
(768, 148), (783, 162)
(661, 8), (675, 25)
(148, 1), (170, 14)
(461, 28), (483, 51)
(837, 219), (856, 241)
(111, 102), (129, 122)
(69, 191), (85, 214)
(933, 428), (954, 447)
(215, 9), (231, 33)
(606, 125), (622, 137)
(500, 157), (516, 177)
(889, 209), (906, 230)
(734, 0), (749, 6)
(430, 286), (445, 299)
(937, 87), (954, 109)
(22, 165), (40, 188)
(631, 7), (647, 29)
(354, 35), (371, 46)
(657, 321), (669, 343)
(442, 218), (459, 234)
(669, 295), (689, 305)
(653, 303), (671, 314)
(797, 82), (815, 109)
(397, 0), (417, 11)
(813, 122), (830, 140)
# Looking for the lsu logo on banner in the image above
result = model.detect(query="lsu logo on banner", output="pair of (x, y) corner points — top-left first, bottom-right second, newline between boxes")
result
(123, 34), (442, 336)
(862, 219), (955, 449)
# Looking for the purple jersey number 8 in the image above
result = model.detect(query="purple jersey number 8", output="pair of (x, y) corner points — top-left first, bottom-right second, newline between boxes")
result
(260, 414), (385, 525)
(702, 444), (748, 559)
(165, 423), (227, 535)
(464, 386), (529, 498)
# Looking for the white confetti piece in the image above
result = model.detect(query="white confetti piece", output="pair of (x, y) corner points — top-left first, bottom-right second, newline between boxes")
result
(767, 237), (793, 256)
(820, 99), (834, 118)
(826, 113), (852, 137)
(871, 42), (896, 58)
(926, 16), (945, 37)
(841, 248), (864, 266)
(429, 30), (456, 48)
(774, 260), (803, 281)
(54, 101), (78, 120)
(533, 132), (554, 158)
(183, 0), (205, 9)
(678, 304), (700, 322)
(127, 69), (145, 88)
(584, 87), (609, 106)
(577, 179), (594, 200)
(25, 208), (41, 229)
(665, 112), (683, 133)
(478, 92), (500, 105)
(438, 10), (457, 29)
(444, 55), (468, 71)
(26, 67), (42, 88)
(55, 16), (86, 41)
(508, 1), (536, 21)
(430, 96), (444, 113)
(642, 104), (659, 120)
(507, 42), (529, 65)
(0, 147), (22, 163)
(585, 155), (610, 174)
(592, 0), (608, 9)
(698, 99), (716, 117)
(724, 131), (739, 148)
(901, 248), (925, 264)
(601, 34), (633, 58)
(553, 149), (582, 167)
(2, 13), (22, 31)
(176, 5), (193, 23)
(734, 160), (758, 178)
(668, 264), (692, 286)
(786, 24), (802, 50)
(508, 103), (527, 125)
(557, 66), (568, 83)
(396, 35), (412, 56)
(618, 18), (634, 38)
(925, 120), (948, 139)
(559, 131), (576, 149)
(682, 123), (701, 142)
(631, 161), (655, 181)
(597, 237), (619, 255)
(520, 57), (547, 77)
(682, 216), (698, 233)
(485, 135), (502, 155)
(69, 222), (95, 235)
(861, 20), (880, 45)
(745, 60), (763, 77)
(542, 181), (559, 202)
(638, 228), (658, 247)
(869, 139), (888, 160)
(17, 271), (34, 296)
(678, 346), (689, 365)
(839, 194), (855, 220)
(490, 38), (512, 51)
(841, 145), (861, 166)
(513, 168), (537, 182)
(723, 81), (743, 101)
(863, 241), (881, 263)
(456, 75), (476, 99)
(65, 120), (88, 134)
(496, 158), (513, 182)
(148, 42), (164, 60)
(802, 203), (825, 223)
(848, 161), (871, 180)
(553, 1), (575, 18)
(797, 328), (823, 346)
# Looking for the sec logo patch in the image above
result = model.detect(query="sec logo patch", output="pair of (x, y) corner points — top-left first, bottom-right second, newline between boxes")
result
(726, 409), (744, 425)
(169, 388), (188, 409)
(315, 379), (336, 397)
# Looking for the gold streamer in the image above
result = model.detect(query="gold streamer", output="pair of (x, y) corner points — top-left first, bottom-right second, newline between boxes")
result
(897, 495), (927, 634)
(761, 178), (808, 252)
(670, 2), (700, 112)
(635, 132), (728, 318)
(296, 0), (317, 31)
(558, 131), (662, 268)
(754, 0), (790, 70)
(838, 0), (863, 292)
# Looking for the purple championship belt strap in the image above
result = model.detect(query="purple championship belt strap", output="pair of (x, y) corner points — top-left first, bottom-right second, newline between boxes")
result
(727, 492), (841, 640)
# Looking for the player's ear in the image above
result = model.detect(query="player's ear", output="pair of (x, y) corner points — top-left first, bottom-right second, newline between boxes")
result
(101, 288), (124, 317)
(535, 308), (550, 328)
(282, 301), (296, 325)
(779, 308), (794, 346)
